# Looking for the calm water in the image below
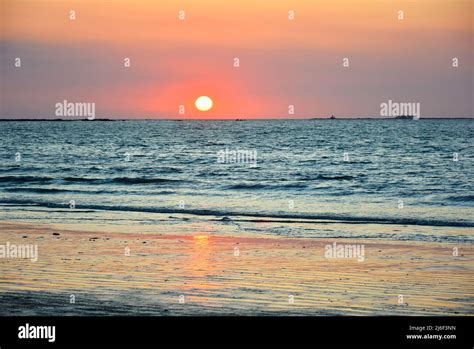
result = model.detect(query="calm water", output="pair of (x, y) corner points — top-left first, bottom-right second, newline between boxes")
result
(0, 120), (473, 234)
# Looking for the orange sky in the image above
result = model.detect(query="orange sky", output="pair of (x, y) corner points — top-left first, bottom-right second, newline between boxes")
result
(1, 0), (472, 118)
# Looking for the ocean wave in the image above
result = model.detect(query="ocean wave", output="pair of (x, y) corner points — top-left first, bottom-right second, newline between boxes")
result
(226, 183), (268, 190)
(226, 182), (308, 190)
(196, 171), (228, 177)
(447, 195), (474, 202)
(1, 198), (473, 228)
(0, 175), (183, 186)
(299, 174), (356, 181)
(4, 187), (177, 196)
(0, 175), (53, 183)
(112, 177), (182, 184)
(63, 177), (182, 184)
(0, 166), (34, 173)
(4, 187), (72, 194)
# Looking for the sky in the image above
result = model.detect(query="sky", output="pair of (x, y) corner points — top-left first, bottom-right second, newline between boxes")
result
(1, 0), (473, 119)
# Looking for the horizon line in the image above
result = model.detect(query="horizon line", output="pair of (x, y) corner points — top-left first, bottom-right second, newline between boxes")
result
(0, 117), (473, 121)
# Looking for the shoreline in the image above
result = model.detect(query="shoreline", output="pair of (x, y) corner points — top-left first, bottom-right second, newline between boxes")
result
(1, 220), (472, 316)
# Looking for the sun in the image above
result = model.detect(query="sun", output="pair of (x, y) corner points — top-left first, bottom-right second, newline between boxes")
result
(195, 96), (213, 111)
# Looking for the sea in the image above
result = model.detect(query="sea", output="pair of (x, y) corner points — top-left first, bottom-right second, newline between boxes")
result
(0, 119), (472, 242)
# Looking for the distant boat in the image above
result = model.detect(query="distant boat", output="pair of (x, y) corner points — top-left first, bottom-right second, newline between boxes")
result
(330, 115), (336, 119)
(81, 118), (113, 121)
(394, 115), (415, 120)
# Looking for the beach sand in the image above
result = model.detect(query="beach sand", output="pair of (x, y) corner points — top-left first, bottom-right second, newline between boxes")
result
(0, 219), (472, 316)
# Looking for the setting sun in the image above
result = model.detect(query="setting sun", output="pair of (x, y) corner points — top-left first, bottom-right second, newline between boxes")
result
(195, 96), (213, 112)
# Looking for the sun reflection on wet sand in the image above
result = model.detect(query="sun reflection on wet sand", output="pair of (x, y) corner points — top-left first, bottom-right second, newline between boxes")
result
(1, 221), (473, 315)
(181, 234), (214, 296)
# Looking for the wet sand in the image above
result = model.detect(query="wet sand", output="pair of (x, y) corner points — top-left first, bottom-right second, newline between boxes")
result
(0, 220), (473, 315)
